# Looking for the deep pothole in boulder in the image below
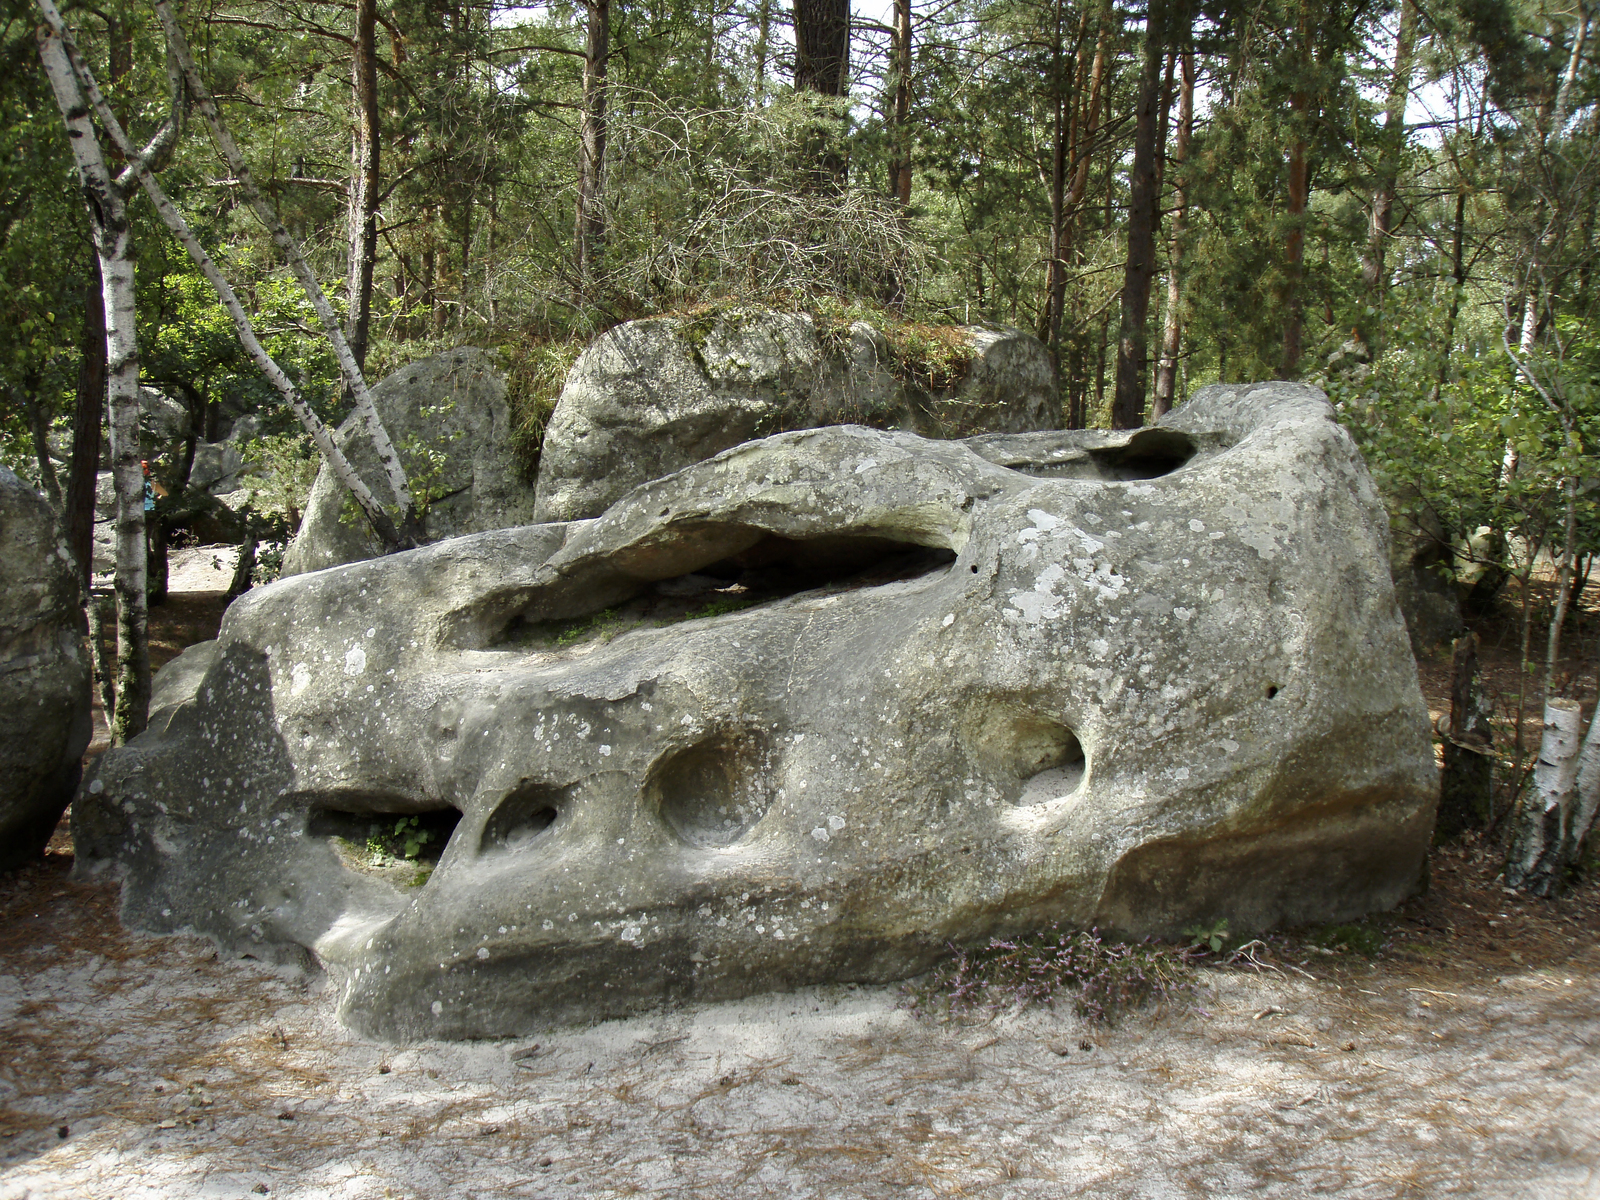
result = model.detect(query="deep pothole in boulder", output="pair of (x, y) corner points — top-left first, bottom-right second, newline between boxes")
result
(960, 702), (1087, 807)
(648, 730), (774, 848)
(479, 782), (570, 855)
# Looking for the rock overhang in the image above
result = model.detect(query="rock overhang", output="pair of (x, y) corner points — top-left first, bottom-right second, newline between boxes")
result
(75, 381), (1436, 1039)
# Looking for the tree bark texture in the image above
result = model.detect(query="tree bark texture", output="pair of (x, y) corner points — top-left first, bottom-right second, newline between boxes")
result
(1039, 0), (1103, 360)
(1282, 111), (1309, 378)
(1437, 633), (1495, 841)
(1505, 698), (1584, 895)
(1111, 0), (1170, 429)
(1153, 47), (1193, 417)
(889, 0), (913, 205)
(793, 0), (849, 94)
(345, 0), (381, 372)
(64, 268), (106, 590)
(575, 0), (609, 287)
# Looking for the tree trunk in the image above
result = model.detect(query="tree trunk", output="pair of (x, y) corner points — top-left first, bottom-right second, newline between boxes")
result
(1282, 106), (1309, 378)
(575, 0), (609, 289)
(101, 226), (149, 744)
(37, 15), (152, 744)
(1111, 0), (1169, 429)
(87, 590), (116, 728)
(1040, 1), (1104, 360)
(1505, 698), (1585, 895)
(345, 0), (381, 372)
(793, 0), (850, 185)
(1153, 47), (1193, 417)
(754, 0), (772, 101)
(1437, 632), (1495, 841)
(888, 0), (913, 205)
(1359, 0), (1417, 338)
(1436, 185), (1467, 394)
(64, 269), (106, 590)
(793, 0), (849, 94)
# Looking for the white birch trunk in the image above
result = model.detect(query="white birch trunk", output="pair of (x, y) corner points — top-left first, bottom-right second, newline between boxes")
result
(1505, 698), (1585, 895)
(36, 18), (149, 742)
(1564, 710), (1600, 869)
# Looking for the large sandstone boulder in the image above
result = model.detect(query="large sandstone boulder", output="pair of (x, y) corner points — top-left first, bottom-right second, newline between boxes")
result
(532, 309), (1058, 523)
(280, 348), (532, 577)
(1, 468), (91, 871)
(76, 382), (1434, 1038)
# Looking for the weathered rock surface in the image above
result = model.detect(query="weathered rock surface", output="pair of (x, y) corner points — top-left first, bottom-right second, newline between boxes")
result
(76, 381), (1434, 1038)
(533, 310), (1058, 523)
(1, 467), (91, 871)
(280, 348), (531, 577)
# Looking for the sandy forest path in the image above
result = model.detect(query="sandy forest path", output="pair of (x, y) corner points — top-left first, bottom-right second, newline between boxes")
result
(2, 555), (1598, 1200)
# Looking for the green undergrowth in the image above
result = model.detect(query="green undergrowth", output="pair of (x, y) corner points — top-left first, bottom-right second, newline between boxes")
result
(500, 333), (587, 480)
(903, 927), (1194, 1025)
(329, 814), (448, 888)
(1307, 921), (1389, 957)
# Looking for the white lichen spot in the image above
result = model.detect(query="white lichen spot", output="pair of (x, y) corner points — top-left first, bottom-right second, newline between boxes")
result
(1189, 519), (1207, 533)
(290, 663), (312, 695)
(431, 1001), (443, 1016)
(811, 827), (830, 842)
(476, 946), (490, 960)
(343, 645), (367, 676)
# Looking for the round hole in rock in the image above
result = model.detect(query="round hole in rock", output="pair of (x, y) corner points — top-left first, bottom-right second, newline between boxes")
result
(1265, 685), (1280, 700)
(649, 732), (772, 848)
(960, 702), (1086, 807)
(480, 783), (568, 855)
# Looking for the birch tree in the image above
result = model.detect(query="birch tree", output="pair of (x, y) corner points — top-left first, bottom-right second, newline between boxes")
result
(35, 9), (186, 743)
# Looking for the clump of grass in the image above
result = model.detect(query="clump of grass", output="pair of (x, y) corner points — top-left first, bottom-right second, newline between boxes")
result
(681, 595), (761, 621)
(903, 927), (1194, 1025)
(1309, 922), (1389, 957)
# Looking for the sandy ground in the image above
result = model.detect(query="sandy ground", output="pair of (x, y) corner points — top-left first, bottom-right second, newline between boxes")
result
(5, 565), (1598, 1200)
(0, 843), (1596, 1200)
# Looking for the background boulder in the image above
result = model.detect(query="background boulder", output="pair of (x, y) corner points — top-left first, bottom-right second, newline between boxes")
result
(0, 467), (91, 871)
(280, 348), (531, 577)
(532, 309), (1058, 523)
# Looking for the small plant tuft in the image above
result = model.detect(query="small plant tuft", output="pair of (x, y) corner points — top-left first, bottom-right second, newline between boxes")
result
(903, 927), (1193, 1025)
(365, 815), (435, 863)
(1182, 918), (1231, 954)
(1309, 922), (1388, 957)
